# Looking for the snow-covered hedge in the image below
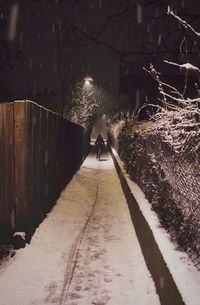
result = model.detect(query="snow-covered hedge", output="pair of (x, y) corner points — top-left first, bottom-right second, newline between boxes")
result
(109, 106), (200, 268)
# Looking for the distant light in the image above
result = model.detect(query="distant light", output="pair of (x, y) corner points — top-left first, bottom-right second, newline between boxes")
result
(85, 79), (91, 86)
(84, 76), (93, 82)
(84, 76), (94, 87)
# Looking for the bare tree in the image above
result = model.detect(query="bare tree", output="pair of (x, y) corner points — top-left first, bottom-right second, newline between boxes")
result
(140, 6), (200, 116)
(49, 0), (198, 61)
(64, 81), (107, 127)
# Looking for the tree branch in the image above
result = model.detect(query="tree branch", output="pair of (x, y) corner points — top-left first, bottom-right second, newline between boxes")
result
(164, 60), (200, 73)
(167, 6), (200, 37)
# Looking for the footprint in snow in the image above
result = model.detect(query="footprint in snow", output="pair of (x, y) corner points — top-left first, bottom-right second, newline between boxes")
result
(103, 274), (112, 283)
(69, 292), (84, 300)
(91, 294), (111, 305)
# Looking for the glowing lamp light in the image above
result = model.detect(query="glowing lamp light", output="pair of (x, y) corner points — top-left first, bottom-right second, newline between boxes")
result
(85, 79), (91, 86)
(84, 76), (93, 87)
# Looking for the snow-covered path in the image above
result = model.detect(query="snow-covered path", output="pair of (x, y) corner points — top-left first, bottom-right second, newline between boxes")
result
(0, 152), (160, 305)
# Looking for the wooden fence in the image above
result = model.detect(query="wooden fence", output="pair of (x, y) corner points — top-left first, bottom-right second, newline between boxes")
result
(0, 100), (89, 243)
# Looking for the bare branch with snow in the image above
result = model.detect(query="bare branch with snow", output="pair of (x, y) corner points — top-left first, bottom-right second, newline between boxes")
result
(167, 6), (200, 37)
(144, 64), (200, 110)
(164, 60), (200, 73)
(64, 82), (107, 127)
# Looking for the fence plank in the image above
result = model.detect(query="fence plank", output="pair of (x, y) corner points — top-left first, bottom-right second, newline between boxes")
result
(0, 100), (89, 243)
(0, 103), (15, 241)
(14, 102), (28, 234)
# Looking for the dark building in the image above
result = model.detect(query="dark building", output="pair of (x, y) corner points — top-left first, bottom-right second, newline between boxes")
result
(0, 0), (200, 115)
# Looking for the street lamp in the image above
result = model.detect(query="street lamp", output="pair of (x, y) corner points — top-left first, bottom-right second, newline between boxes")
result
(84, 76), (93, 88)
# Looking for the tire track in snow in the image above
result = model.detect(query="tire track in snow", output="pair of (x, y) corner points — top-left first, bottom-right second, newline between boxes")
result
(60, 171), (100, 305)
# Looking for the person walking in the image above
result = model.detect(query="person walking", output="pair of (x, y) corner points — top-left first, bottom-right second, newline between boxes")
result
(95, 134), (105, 160)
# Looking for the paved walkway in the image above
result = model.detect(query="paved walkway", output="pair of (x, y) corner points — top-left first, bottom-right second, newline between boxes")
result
(0, 152), (160, 305)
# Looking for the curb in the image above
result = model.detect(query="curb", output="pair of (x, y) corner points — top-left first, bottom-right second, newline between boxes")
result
(110, 146), (185, 305)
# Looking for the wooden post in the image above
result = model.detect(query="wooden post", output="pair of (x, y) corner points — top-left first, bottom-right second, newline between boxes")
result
(0, 103), (15, 241)
(14, 102), (28, 234)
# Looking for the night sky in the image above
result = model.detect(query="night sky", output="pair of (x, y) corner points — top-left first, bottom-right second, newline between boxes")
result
(0, 0), (200, 113)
